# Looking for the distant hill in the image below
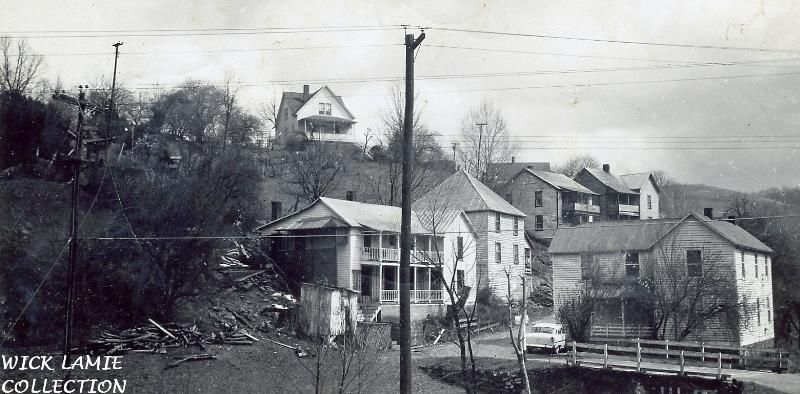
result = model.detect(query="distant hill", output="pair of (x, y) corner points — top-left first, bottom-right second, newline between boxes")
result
(660, 183), (795, 218)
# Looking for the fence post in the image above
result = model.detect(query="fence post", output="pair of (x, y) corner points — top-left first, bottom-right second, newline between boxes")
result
(779, 351), (783, 370)
(680, 350), (685, 375)
(701, 345), (705, 363)
(603, 343), (608, 369)
(606, 325), (609, 337)
(572, 341), (577, 365)
(637, 343), (641, 372)
(665, 339), (669, 359)
(717, 352), (722, 380)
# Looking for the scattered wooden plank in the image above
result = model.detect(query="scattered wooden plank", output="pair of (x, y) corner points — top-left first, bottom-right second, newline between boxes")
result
(233, 270), (266, 282)
(225, 307), (255, 329)
(263, 337), (297, 350)
(148, 319), (177, 339)
(163, 354), (216, 370)
(432, 329), (446, 346)
(240, 331), (260, 342)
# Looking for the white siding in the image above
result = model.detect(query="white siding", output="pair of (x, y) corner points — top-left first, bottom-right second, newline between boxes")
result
(468, 211), (526, 300)
(735, 249), (775, 346)
(295, 87), (354, 124)
(441, 213), (478, 305)
(638, 178), (660, 219)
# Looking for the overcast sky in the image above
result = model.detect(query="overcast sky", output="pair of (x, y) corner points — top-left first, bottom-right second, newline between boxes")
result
(3, 0), (800, 191)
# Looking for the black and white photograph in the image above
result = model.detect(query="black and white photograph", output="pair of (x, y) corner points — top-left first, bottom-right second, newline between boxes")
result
(1, 1), (800, 393)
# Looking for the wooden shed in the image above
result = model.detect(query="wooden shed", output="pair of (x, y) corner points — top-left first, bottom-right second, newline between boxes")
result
(300, 283), (359, 338)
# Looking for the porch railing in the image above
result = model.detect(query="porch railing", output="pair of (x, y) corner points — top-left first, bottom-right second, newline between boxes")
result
(362, 247), (400, 262)
(618, 204), (640, 215)
(380, 289), (444, 304)
(591, 323), (651, 338)
(412, 250), (443, 263)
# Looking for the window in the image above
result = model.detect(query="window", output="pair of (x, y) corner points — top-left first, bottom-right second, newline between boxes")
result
(524, 248), (531, 266)
(757, 299), (761, 325)
(352, 270), (361, 291)
(456, 270), (465, 291)
(534, 215), (543, 231)
(687, 250), (702, 277)
(741, 251), (746, 278)
(625, 252), (640, 277)
(755, 253), (759, 278)
(495, 213), (501, 232)
(318, 102), (332, 115)
(534, 191), (543, 207)
(456, 236), (464, 260)
(495, 242), (502, 264)
(513, 217), (519, 236)
(767, 297), (771, 323)
(581, 254), (594, 280)
(766, 256), (770, 277)
(647, 195), (652, 209)
(513, 244), (519, 264)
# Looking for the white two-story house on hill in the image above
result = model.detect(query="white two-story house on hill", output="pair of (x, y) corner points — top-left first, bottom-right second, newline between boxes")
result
(275, 85), (356, 145)
(620, 172), (661, 220)
(414, 170), (527, 300)
(257, 197), (477, 322)
(549, 211), (775, 347)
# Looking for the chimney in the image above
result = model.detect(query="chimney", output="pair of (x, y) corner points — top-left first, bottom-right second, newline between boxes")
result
(703, 208), (713, 219)
(602, 164), (610, 173)
(511, 156), (515, 163)
(346, 191), (356, 201)
(726, 215), (737, 225)
(302, 85), (310, 101)
(271, 201), (282, 221)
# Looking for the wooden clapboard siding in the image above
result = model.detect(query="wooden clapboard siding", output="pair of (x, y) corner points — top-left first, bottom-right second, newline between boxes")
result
(467, 211), (525, 300)
(735, 249), (775, 346)
(503, 171), (561, 239)
(574, 171), (617, 221)
(552, 254), (582, 314)
(637, 178), (660, 219)
(441, 213), (479, 305)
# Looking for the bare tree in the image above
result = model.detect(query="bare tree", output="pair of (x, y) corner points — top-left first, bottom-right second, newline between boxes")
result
(552, 153), (601, 178)
(289, 141), (345, 206)
(555, 262), (615, 342)
(505, 270), (531, 394)
(457, 100), (513, 186)
(642, 235), (750, 341)
(220, 73), (241, 152)
(259, 91), (280, 148)
(650, 170), (674, 188)
(0, 37), (43, 96)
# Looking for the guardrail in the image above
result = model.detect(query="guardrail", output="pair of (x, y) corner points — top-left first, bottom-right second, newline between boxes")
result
(591, 323), (650, 338)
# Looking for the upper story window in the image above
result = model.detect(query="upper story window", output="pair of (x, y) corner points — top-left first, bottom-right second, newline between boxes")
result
(767, 297), (772, 323)
(456, 236), (464, 260)
(755, 253), (759, 278)
(524, 248), (531, 266)
(319, 102), (332, 115)
(495, 212), (501, 232)
(581, 254), (594, 280)
(647, 195), (652, 209)
(513, 217), (519, 236)
(495, 242), (502, 264)
(687, 250), (702, 277)
(757, 298), (761, 325)
(513, 244), (519, 264)
(534, 191), (543, 207)
(534, 215), (543, 231)
(456, 270), (465, 291)
(625, 252), (640, 277)
(766, 256), (770, 277)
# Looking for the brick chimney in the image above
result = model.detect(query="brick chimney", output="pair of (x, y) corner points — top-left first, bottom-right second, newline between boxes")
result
(511, 156), (515, 163)
(703, 208), (713, 219)
(302, 85), (310, 101)
(346, 191), (356, 201)
(726, 215), (736, 225)
(602, 164), (610, 173)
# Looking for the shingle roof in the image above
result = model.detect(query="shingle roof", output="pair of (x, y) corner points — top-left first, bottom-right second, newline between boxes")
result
(522, 170), (599, 195)
(283, 86), (355, 120)
(414, 170), (526, 217)
(258, 197), (427, 234)
(548, 219), (675, 254)
(548, 212), (773, 254)
(415, 209), (477, 236)
(493, 162), (551, 182)
(620, 173), (660, 193)
(583, 167), (638, 194)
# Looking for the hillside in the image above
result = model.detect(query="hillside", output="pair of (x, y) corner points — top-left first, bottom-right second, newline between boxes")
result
(660, 183), (797, 218)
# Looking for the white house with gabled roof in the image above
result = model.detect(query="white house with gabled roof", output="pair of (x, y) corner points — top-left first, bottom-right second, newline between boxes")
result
(275, 85), (356, 145)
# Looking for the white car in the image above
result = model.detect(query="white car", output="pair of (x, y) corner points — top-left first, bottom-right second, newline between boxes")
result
(525, 323), (566, 354)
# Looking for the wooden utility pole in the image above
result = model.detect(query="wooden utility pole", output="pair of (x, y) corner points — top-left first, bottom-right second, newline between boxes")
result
(108, 42), (123, 139)
(400, 29), (424, 394)
(54, 86), (88, 360)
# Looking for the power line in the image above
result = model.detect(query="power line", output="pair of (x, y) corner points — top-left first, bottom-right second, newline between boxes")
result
(23, 43), (404, 57)
(429, 26), (800, 54)
(3, 26), (404, 39)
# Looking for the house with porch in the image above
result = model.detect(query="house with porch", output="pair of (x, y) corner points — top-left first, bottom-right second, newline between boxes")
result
(414, 170), (527, 300)
(574, 164), (640, 221)
(275, 85), (356, 145)
(500, 168), (600, 240)
(620, 172), (661, 220)
(549, 211), (775, 347)
(256, 197), (477, 322)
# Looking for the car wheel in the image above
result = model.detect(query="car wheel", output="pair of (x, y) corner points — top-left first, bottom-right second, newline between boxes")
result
(555, 345), (562, 354)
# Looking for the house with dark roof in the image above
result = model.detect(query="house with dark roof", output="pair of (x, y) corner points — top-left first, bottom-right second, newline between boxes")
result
(414, 170), (527, 300)
(257, 197), (477, 323)
(500, 168), (601, 240)
(620, 172), (661, 220)
(549, 211), (775, 347)
(574, 164), (641, 221)
(275, 85), (356, 145)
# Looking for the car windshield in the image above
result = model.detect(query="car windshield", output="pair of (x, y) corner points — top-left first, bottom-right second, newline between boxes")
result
(531, 326), (554, 334)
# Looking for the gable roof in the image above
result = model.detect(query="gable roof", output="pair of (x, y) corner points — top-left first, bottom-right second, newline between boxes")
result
(516, 169), (599, 195)
(258, 197), (427, 234)
(581, 167), (638, 194)
(493, 162), (551, 182)
(415, 209), (478, 236)
(296, 85), (355, 120)
(548, 212), (773, 254)
(414, 170), (526, 217)
(620, 172), (661, 194)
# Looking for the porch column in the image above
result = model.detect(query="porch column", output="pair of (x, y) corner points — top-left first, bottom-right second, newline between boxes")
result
(378, 231), (383, 262)
(379, 265), (383, 302)
(412, 266), (417, 303)
(428, 267), (432, 290)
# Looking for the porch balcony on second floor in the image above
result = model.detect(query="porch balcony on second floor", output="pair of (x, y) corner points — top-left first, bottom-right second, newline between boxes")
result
(360, 233), (445, 263)
(567, 202), (601, 214)
(618, 204), (640, 216)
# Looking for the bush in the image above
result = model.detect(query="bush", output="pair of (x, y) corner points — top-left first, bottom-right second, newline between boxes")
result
(475, 287), (508, 325)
